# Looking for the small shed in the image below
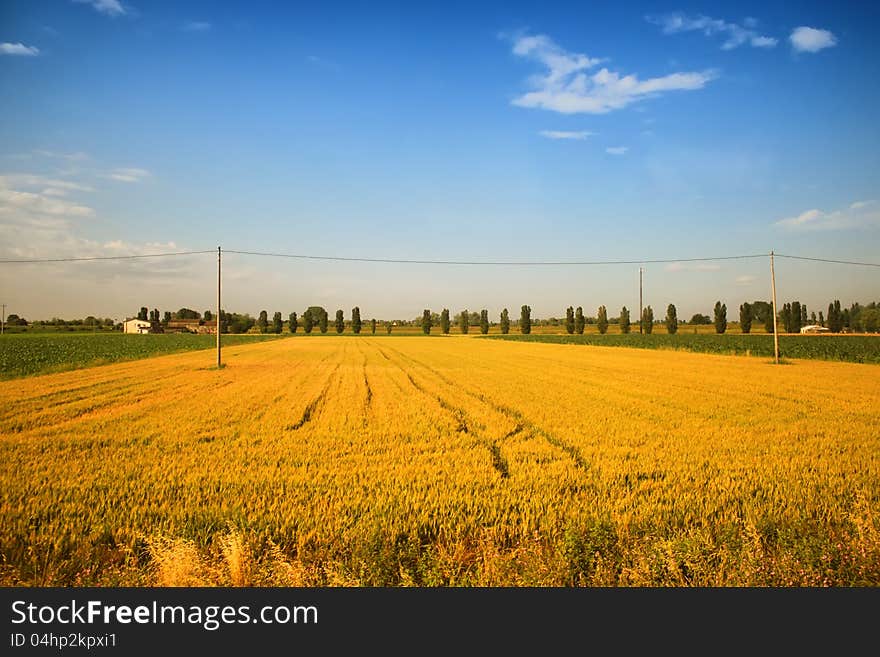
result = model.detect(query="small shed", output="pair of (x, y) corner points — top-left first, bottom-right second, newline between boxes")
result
(800, 325), (830, 334)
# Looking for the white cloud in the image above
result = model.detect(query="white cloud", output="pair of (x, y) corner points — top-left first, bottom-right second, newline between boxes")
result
(646, 13), (777, 50)
(183, 21), (212, 32)
(73, 0), (126, 16)
(775, 200), (879, 231)
(789, 27), (837, 53)
(105, 167), (151, 183)
(0, 175), (93, 195)
(0, 42), (40, 56)
(539, 130), (594, 140)
(750, 36), (778, 48)
(0, 189), (94, 218)
(735, 275), (756, 286)
(665, 262), (722, 272)
(509, 33), (717, 115)
(605, 146), (628, 155)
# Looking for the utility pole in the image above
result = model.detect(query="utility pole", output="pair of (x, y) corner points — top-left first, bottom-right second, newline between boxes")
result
(1, 303), (5, 335)
(770, 250), (779, 365)
(639, 266), (643, 334)
(217, 246), (222, 369)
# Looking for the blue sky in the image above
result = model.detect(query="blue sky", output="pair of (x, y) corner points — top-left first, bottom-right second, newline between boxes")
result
(1, 0), (877, 321)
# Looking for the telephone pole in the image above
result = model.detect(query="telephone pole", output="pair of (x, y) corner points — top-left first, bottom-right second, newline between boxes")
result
(770, 251), (779, 364)
(639, 266), (643, 334)
(1, 303), (5, 335)
(217, 246), (222, 368)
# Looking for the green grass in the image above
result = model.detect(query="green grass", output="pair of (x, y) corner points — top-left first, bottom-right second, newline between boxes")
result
(0, 333), (290, 380)
(485, 333), (880, 364)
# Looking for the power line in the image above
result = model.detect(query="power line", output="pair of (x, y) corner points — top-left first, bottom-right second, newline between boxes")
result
(0, 250), (215, 264)
(775, 254), (880, 268)
(0, 249), (877, 268)
(223, 250), (769, 266)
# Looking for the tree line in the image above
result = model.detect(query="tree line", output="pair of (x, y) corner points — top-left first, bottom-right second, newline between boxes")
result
(84, 298), (880, 337)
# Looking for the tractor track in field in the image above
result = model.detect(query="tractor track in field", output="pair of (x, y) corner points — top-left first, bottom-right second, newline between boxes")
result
(353, 342), (374, 427)
(382, 344), (592, 473)
(374, 343), (509, 478)
(284, 354), (341, 432)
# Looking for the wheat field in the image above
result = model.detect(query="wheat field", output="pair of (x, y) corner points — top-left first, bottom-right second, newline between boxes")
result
(1, 336), (878, 586)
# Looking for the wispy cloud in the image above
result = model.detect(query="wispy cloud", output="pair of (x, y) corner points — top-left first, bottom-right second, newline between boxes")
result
(73, 0), (126, 17)
(509, 33), (717, 114)
(105, 168), (151, 183)
(605, 146), (628, 155)
(647, 13), (778, 50)
(735, 275), (756, 286)
(665, 262), (722, 272)
(0, 174), (94, 196)
(539, 130), (594, 140)
(0, 177), (94, 219)
(775, 200), (879, 231)
(0, 42), (40, 56)
(789, 27), (837, 53)
(182, 21), (212, 32)
(33, 150), (90, 162)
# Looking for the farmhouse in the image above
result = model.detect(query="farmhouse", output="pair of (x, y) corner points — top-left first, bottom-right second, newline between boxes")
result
(800, 325), (831, 334)
(123, 319), (151, 334)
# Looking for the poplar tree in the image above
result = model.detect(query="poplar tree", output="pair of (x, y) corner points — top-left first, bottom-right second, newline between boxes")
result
(319, 309), (328, 333)
(500, 308), (510, 334)
(289, 312), (298, 333)
(459, 309), (469, 334)
(597, 305), (609, 335)
(665, 304), (678, 335)
(764, 309), (775, 334)
(440, 308), (450, 334)
(422, 309), (432, 335)
(352, 307), (362, 334)
(641, 306), (654, 334)
(791, 301), (802, 334)
(565, 306), (575, 334)
(335, 309), (345, 333)
(575, 307), (585, 334)
(620, 306), (631, 334)
(739, 302), (752, 334)
(520, 305), (531, 334)
(480, 309), (489, 334)
(371, 318), (376, 334)
(303, 312), (314, 333)
(257, 310), (268, 333)
(781, 303), (792, 333)
(272, 311), (283, 334)
(713, 301), (727, 334)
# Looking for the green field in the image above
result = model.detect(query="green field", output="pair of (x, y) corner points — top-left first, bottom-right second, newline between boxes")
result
(0, 333), (291, 380)
(487, 333), (880, 363)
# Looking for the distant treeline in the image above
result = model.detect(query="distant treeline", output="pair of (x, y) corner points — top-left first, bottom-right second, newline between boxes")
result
(5, 299), (878, 335)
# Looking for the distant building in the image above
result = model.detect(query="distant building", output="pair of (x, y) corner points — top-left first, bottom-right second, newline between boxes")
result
(166, 319), (217, 334)
(123, 319), (151, 334)
(800, 324), (830, 334)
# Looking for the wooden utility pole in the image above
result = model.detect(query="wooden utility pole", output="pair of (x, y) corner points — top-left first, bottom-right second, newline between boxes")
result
(217, 246), (222, 368)
(770, 250), (779, 364)
(1, 303), (5, 335)
(639, 266), (643, 334)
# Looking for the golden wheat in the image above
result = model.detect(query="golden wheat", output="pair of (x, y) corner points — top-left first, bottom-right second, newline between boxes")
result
(1, 336), (878, 586)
